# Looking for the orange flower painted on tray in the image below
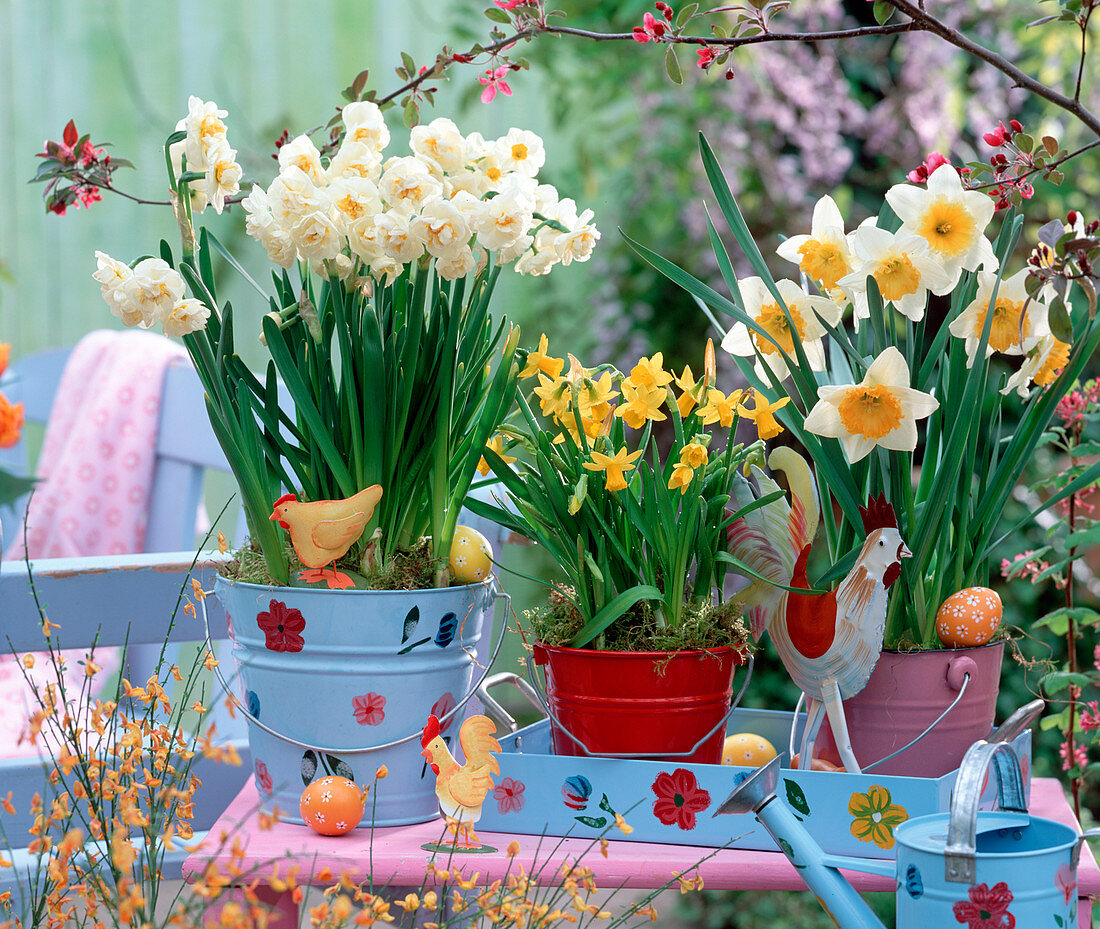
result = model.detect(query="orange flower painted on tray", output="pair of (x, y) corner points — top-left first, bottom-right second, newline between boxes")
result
(847, 784), (908, 849)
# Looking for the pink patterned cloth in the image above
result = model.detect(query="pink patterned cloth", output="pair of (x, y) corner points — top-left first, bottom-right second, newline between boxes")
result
(1, 329), (187, 756)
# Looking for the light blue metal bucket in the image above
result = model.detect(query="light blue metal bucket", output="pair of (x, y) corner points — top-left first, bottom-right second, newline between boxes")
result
(205, 576), (508, 826)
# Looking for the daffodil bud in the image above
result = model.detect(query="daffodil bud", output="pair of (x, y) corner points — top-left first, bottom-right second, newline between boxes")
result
(568, 474), (588, 515)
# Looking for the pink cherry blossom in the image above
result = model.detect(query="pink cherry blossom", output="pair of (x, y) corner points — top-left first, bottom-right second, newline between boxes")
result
(479, 67), (513, 104)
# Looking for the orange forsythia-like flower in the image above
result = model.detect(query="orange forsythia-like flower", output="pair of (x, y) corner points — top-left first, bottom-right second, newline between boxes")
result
(0, 391), (24, 448)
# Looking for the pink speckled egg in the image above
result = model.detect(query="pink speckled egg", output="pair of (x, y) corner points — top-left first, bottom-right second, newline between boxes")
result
(935, 587), (1002, 648)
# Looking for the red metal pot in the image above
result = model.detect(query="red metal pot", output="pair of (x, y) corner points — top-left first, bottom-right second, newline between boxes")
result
(815, 641), (1005, 777)
(532, 643), (745, 764)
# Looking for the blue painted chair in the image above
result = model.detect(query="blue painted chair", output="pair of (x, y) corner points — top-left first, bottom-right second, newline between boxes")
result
(0, 343), (252, 906)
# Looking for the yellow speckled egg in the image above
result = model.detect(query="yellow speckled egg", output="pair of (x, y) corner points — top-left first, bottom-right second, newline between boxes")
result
(722, 732), (778, 767)
(299, 776), (365, 836)
(449, 525), (494, 584)
(935, 587), (1003, 648)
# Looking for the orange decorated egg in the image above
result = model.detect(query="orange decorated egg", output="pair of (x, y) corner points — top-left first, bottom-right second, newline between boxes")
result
(299, 776), (365, 836)
(935, 587), (1003, 648)
(722, 732), (778, 767)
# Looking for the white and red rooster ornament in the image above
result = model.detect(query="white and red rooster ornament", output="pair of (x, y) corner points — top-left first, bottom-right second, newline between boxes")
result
(727, 448), (910, 773)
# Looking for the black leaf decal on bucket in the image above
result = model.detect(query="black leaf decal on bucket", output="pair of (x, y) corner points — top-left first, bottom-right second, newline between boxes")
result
(301, 749), (318, 786)
(402, 606), (420, 644)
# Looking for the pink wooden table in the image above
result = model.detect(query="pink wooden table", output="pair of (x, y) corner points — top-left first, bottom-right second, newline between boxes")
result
(184, 776), (1100, 927)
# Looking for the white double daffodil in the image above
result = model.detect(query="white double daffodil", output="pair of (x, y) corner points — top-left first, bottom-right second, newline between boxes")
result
(839, 224), (955, 323)
(885, 164), (998, 283)
(803, 346), (939, 463)
(949, 268), (1048, 365)
(721, 277), (842, 380)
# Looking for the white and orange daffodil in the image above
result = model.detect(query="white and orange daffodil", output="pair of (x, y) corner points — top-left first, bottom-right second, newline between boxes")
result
(776, 195), (853, 295)
(885, 164), (997, 281)
(721, 277), (842, 380)
(839, 225), (954, 322)
(948, 269), (1048, 365)
(803, 347), (939, 463)
(1001, 334), (1071, 398)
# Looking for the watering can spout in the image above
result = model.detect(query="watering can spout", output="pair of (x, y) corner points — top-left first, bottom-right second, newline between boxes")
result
(715, 757), (889, 929)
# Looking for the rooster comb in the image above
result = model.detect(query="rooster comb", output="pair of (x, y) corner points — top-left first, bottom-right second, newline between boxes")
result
(859, 494), (898, 532)
(272, 493), (297, 509)
(421, 714), (440, 748)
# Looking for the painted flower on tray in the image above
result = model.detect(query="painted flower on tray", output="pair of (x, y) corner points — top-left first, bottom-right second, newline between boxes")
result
(494, 777), (526, 814)
(352, 692), (386, 726)
(255, 599), (306, 653)
(847, 784), (908, 850)
(952, 881), (1015, 929)
(254, 759), (273, 796)
(562, 775), (592, 810)
(651, 768), (711, 831)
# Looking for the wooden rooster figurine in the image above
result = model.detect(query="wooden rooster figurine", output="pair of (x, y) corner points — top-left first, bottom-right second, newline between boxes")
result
(421, 714), (501, 849)
(727, 449), (910, 773)
(269, 484), (383, 588)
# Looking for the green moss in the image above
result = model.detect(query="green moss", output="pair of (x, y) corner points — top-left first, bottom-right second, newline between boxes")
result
(526, 585), (751, 653)
(222, 535), (445, 590)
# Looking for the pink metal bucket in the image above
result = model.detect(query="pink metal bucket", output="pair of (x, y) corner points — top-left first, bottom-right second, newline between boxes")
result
(816, 642), (1005, 777)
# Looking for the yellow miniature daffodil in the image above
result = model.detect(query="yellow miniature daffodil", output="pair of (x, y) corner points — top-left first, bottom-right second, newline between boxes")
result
(668, 462), (695, 494)
(803, 347), (939, 463)
(697, 387), (744, 428)
(679, 441), (708, 469)
(583, 446), (643, 492)
(615, 382), (667, 429)
(533, 372), (570, 420)
(477, 433), (517, 476)
(625, 352), (674, 391)
(579, 370), (619, 423)
(519, 333), (565, 380)
(739, 390), (791, 441)
(674, 365), (700, 417)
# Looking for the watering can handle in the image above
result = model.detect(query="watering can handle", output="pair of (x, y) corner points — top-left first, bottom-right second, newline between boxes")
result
(197, 583), (512, 755)
(521, 651), (754, 759)
(944, 740), (1027, 885)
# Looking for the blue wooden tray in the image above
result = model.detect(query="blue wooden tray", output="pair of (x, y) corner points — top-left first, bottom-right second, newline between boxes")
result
(477, 708), (1032, 859)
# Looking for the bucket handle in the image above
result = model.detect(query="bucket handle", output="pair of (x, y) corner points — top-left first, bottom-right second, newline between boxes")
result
(198, 583), (511, 755)
(944, 740), (1028, 885)
(521, 650), (754, 759)
(475, 672), (545, 733)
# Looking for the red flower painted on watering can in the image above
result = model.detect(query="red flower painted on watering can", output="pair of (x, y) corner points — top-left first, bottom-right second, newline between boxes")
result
(431, 692), (457, 732)
(256, 600), (306, 653)
(494, 777), (526, 814)
(1056, 862), (1076, 905)
(952, 881), (1015, 929)
(254, 760), (273, 796)
(651, 768), (711, 830)
(352, 692), (386, 726)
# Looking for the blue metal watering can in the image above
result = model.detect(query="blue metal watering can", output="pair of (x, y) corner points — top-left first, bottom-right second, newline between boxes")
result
(716, 714), (1098, 929)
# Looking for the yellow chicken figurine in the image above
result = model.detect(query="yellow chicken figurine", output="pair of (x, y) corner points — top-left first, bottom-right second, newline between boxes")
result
(421, 714), (501, 849)
(269, 484), (383, 588)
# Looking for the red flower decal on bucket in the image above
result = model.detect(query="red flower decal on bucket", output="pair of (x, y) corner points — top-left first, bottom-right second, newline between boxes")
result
(352, 692), (386, 726)
(254, 760), (273, 796)
(256, 600), (306, 653)
(494, 777), (526, 814)
(952, 881), (1015, 929)
(651, 768), (711, 830)
(431, 692), (457, 732)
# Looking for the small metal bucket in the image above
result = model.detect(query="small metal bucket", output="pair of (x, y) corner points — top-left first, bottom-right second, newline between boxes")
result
(894, 740), (1086, 927)
(204, 576), (509, 826)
